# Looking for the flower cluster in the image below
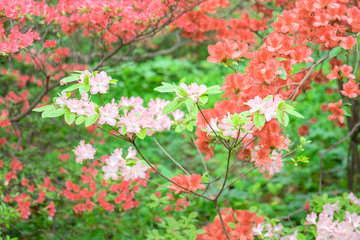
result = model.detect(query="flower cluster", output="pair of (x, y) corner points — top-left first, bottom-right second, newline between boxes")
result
(198, 208), (265, 240)
(102, 147), (148, 181)
(305, 200), (360, 239)
(247, 95), (283, 122)
(168, 174), (205, 194)
(74, 140), (96, 164)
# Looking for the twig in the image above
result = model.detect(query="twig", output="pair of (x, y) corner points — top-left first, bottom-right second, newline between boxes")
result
(214, 200), (231, 240)
(152, 136), (191, 176)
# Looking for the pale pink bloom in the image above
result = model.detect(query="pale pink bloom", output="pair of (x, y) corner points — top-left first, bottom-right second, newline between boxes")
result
(83, 102), (97, 117)
(178, 83), (207, 102)
(152, 114), (173, 132)
(79, 70), (91, 83)
(252, 224), (264, 236)
(172, 109), (184, 121)
(112, 148), (124, 161)
(261, 95), (282, 122)
(74, 140), (96, 163)
(344, 211), (360, 228)
(119, 110), (142, 133)
(258, 151), (284, 176)
(102, 165), (119, 180)
(263, 223), (275, 238)
(206, 117), (220, 135)
(280, 230), (298, 240)
(322, 200), (339, 216)
(305, 212), (317, 225)
(247, 96), (266, 113)
(148, 98), (170, 115)
(98, 99), (119, 126)
(126, 147), (137, 159)
(121, 161), (148, 181)
(89, 71), (111, 94)
(118, 96), (144, 110)
(347, 192), (360, 206)
(56, 93), (68, 105)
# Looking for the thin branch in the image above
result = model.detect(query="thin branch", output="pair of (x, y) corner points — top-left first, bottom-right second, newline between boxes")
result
(192, 136), (215, 195)
(215, 149), (232, 200)
(223, 167), (257, 191)
(214, 200), (231, 240)
(132, 141), (212, 201)
(196, 104), (229, 149)
(152, 136), (191, 176)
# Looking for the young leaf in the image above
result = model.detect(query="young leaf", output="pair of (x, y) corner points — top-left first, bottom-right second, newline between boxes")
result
(75, 115), (86, 125)
(45, 108), (67, 118)
(163, 99), (183, 115)
(185, 98), (194, 112)
(136, 128), (147, 139)
(61, 83), (83, 93)
(253, 112), (265, 129)
(32, 105), (53, 112)
(278, 67), (287, 80)
(64, 111), (76, 125)
(285, 109), (304, 118)
(85, 114), (99, 127)
(329, 46), (342, 57)
(227, 222), (236, 229)
(198, 95), (208, 105)
(206, 85), (222, 95)
(154, 82), (176, 93)
(60, 75), (79, 84)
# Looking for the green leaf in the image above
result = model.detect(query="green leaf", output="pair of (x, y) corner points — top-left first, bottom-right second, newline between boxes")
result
(60, 75), (79, 84)
(198, 95), (208, 105)
(75, 115), (86, 125)
(279, 67), (287, 80)
(285, 109), (304, 118)
(136, 128), (147, 139)
(296, 233), (306, 240)
(283, 113), (289, 126)
(64, 111), (76, 125)
(277, 110), (284, 125)
(188, 212), (198, 219)
(179, 77), (185, 84)
(185, 98), (194, 112)
(32, 105), (53, 112)
(41, 108), (53, 118)
(253, 112), (265, 129)
(342, 106), (352, 116)
(45, 108), (67, 118)
(227, 222), (236, 229)
(79, 84), (91, 93)
(163, 99), (183, 115)
(206, 85), (222, 95)
(154, 82), (176, 93)
(276, 57), (288, 61)
(85, 114), (99, 127)
(61, 83), (83, 93)
(329, 46), (342, 57)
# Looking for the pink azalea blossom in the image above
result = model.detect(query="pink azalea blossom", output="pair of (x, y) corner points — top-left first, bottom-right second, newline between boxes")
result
(79, 70), (91, 83)
(172, 109), (184, 121)
(102, 165), (119, 180)
(305, 212), (317, 225)
(98, 99), (119, 126)
(177, 83), (207, 102)
(121, 161), (148, 181)
(89, 71), (111, 94)
(74, 140), (96, 163)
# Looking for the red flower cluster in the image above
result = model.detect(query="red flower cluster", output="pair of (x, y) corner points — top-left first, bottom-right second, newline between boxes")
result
(198, 208), (264, 240)
(168, 174), (205, 194)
